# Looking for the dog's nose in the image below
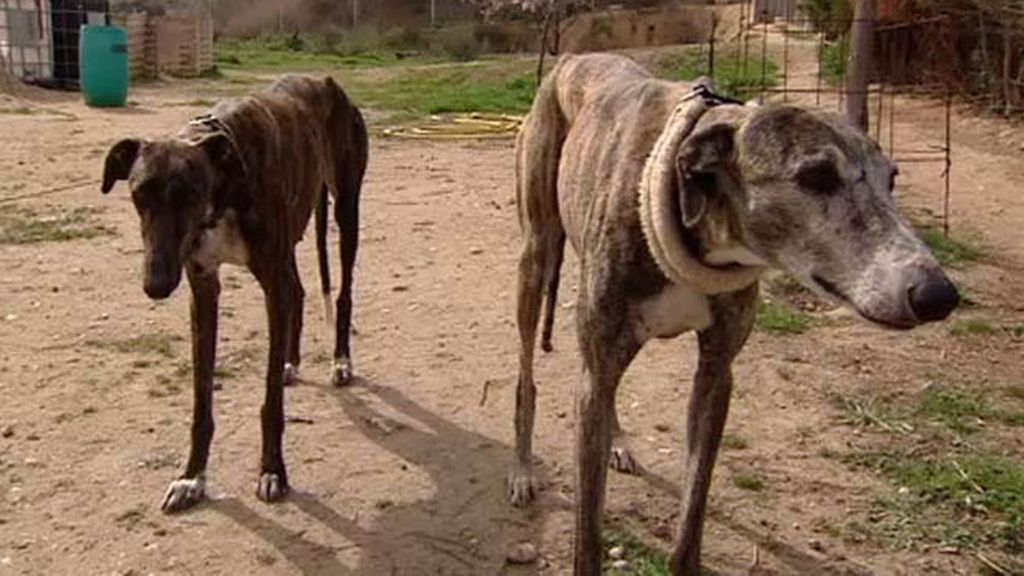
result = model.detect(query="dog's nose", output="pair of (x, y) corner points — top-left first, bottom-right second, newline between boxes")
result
(908, 271), (959, 322)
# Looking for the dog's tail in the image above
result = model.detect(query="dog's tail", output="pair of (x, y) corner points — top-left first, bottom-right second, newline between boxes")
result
(315, 183), (333, 328)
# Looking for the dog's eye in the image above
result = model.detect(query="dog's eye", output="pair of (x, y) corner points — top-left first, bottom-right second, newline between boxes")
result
(795, 160), (841, 195)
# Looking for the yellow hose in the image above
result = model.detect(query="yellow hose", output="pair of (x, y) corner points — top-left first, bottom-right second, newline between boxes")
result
(383, 112), (523, 140)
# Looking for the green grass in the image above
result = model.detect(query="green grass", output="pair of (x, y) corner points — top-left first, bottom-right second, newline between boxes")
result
(0, 206), (113, 245)
(0, 106), (33, 115)
(756, 301), (812, 335)
(215, 35), (446, 72)
(355, 68), (537, 117)
(721, 434), (749, 450)
(918, 227), (981, 267)
(657, 47), (780, 101)
(604, 528), (669, 575)
(949, 318), (995, 337)
(733, 471), (765, 492)
(821, 39), (848, 87)
(920, 385), (989, 434)
(833, 393), (913, 433)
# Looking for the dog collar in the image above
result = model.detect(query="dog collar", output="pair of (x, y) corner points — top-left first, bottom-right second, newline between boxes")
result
(638, 91), (765, 294)
(689, 84), (747, 107)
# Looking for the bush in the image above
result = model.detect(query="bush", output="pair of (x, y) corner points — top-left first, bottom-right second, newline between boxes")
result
(381, 27), (425, 51)
(434, 26), (481, 62)
(799, 0), (852, 40)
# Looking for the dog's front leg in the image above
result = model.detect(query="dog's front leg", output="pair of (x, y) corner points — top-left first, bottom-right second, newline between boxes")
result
(256, 273), (292, 502)
(670, 285), (757, 575)
(161, 266), (220, 513)
(574, 319), (641, 575)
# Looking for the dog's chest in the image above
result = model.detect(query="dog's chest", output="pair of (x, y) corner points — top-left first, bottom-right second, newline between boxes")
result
(633, 283), (712, 340)
(191, 210), (249, 272)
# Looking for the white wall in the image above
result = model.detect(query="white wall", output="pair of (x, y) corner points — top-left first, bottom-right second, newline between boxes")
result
(0, 0), (53, 80)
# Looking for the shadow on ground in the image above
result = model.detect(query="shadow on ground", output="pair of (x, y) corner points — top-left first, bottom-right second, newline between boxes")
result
(212, 376), (554, 575)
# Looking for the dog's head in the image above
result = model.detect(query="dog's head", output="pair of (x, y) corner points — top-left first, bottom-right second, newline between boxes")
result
(676, 103), (958, 328)
(101, 133), (242, 299)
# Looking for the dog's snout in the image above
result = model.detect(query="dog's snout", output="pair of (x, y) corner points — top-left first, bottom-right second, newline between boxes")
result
(908, 271), (959, 323)
(143, 254), (178, 300)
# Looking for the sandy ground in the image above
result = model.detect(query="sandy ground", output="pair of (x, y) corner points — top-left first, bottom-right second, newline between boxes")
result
(1, 37), (1023, 576)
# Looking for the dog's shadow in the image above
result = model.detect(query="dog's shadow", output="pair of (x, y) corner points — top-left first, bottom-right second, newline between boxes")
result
(212, 376), (551, 575)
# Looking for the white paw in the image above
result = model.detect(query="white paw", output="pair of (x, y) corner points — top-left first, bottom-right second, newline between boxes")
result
(256, 472), (289, 502)
(283, 362), (298, 386)
(161, 476), (206, 513)
(507, 469), (538, 507)
(331, 357), (352, 387)
(610, 446), (639, 475)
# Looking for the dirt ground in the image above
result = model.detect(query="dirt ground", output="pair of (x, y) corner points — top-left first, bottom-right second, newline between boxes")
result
(1, 37), (1024, 576)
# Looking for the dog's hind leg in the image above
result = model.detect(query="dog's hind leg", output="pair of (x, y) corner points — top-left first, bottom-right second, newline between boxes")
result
(508, 231), (561, 506)
(509, 81), (566, 506)
(670, 284), (757, 575)
(539, 231), (565, 353)
(162, 265), (220, 513)
(283, 259), (304, 386)
(330, 111), (367, 387)
(609, 404), (639, 475)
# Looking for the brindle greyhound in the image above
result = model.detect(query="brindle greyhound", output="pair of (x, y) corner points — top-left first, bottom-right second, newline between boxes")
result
(510, 54), (959, 574)
(101, 75), (368, 512)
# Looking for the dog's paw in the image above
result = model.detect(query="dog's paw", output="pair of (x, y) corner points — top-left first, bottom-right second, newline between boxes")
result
(507, 469), (538, 507)
(161, 476), (205, 513)
(283, 362), (298, 387)
(331, 357), (353, 387)
(541, 338), (554, 353)
(256, 472), (289, 503)
(610, 446), (639, 475)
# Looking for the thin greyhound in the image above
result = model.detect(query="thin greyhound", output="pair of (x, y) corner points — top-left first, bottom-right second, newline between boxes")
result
(510, 54), (959, 575)
(101, 75), (368, 511)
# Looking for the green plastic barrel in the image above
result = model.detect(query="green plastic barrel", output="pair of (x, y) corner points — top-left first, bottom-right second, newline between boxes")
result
(79, 25), (129, 107)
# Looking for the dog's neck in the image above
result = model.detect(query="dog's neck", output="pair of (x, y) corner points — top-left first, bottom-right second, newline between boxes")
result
(638, 92), (765, 294)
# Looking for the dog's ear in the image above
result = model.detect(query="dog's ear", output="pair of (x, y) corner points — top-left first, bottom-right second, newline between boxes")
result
(102, 139), (141, 194)
(675, 123), (736, 228)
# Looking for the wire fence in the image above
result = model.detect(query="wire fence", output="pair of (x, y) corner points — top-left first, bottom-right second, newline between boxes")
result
(691, 10), (956, 233)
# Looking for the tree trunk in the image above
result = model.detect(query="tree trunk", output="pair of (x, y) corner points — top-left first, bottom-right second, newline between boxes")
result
(845, 0), (876, 132)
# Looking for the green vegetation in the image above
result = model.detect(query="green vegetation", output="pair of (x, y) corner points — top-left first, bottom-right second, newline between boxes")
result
(799, 0), (852, 40)
(732, 471), (765, 492)
(0, 206), (113, 245)
(756, 301), (812, 335)
(657, 47), (780, 101)
(0, 106), (34, 115)
(821, 39), (847, 87)
(949, 318), (995, 337)
(604, 528), (670, 575)
(721, 433), (749, 450)
(917, 227), (981, 267)
(920, 384), (990, 434)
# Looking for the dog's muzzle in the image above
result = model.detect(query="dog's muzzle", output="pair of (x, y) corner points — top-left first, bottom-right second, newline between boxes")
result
(907, 268), (959, 322)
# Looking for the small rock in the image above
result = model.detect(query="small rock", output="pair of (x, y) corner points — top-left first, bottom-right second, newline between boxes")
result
(469, 247), (484, 255)
(608, 545), (626, 560)
(612, 559), (631, 571)
(1, 425), (13, 438)
(3, 314), (17, 322)
(392, 285), (409, 292)
(808, 538), (824, 552)
(654, 423), (670, 433)
(652, 524), (672, 541)
(506, 541), (538, 564)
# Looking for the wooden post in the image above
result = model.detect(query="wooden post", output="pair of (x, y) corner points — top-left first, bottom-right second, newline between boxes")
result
(845, 0), (876, 131)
